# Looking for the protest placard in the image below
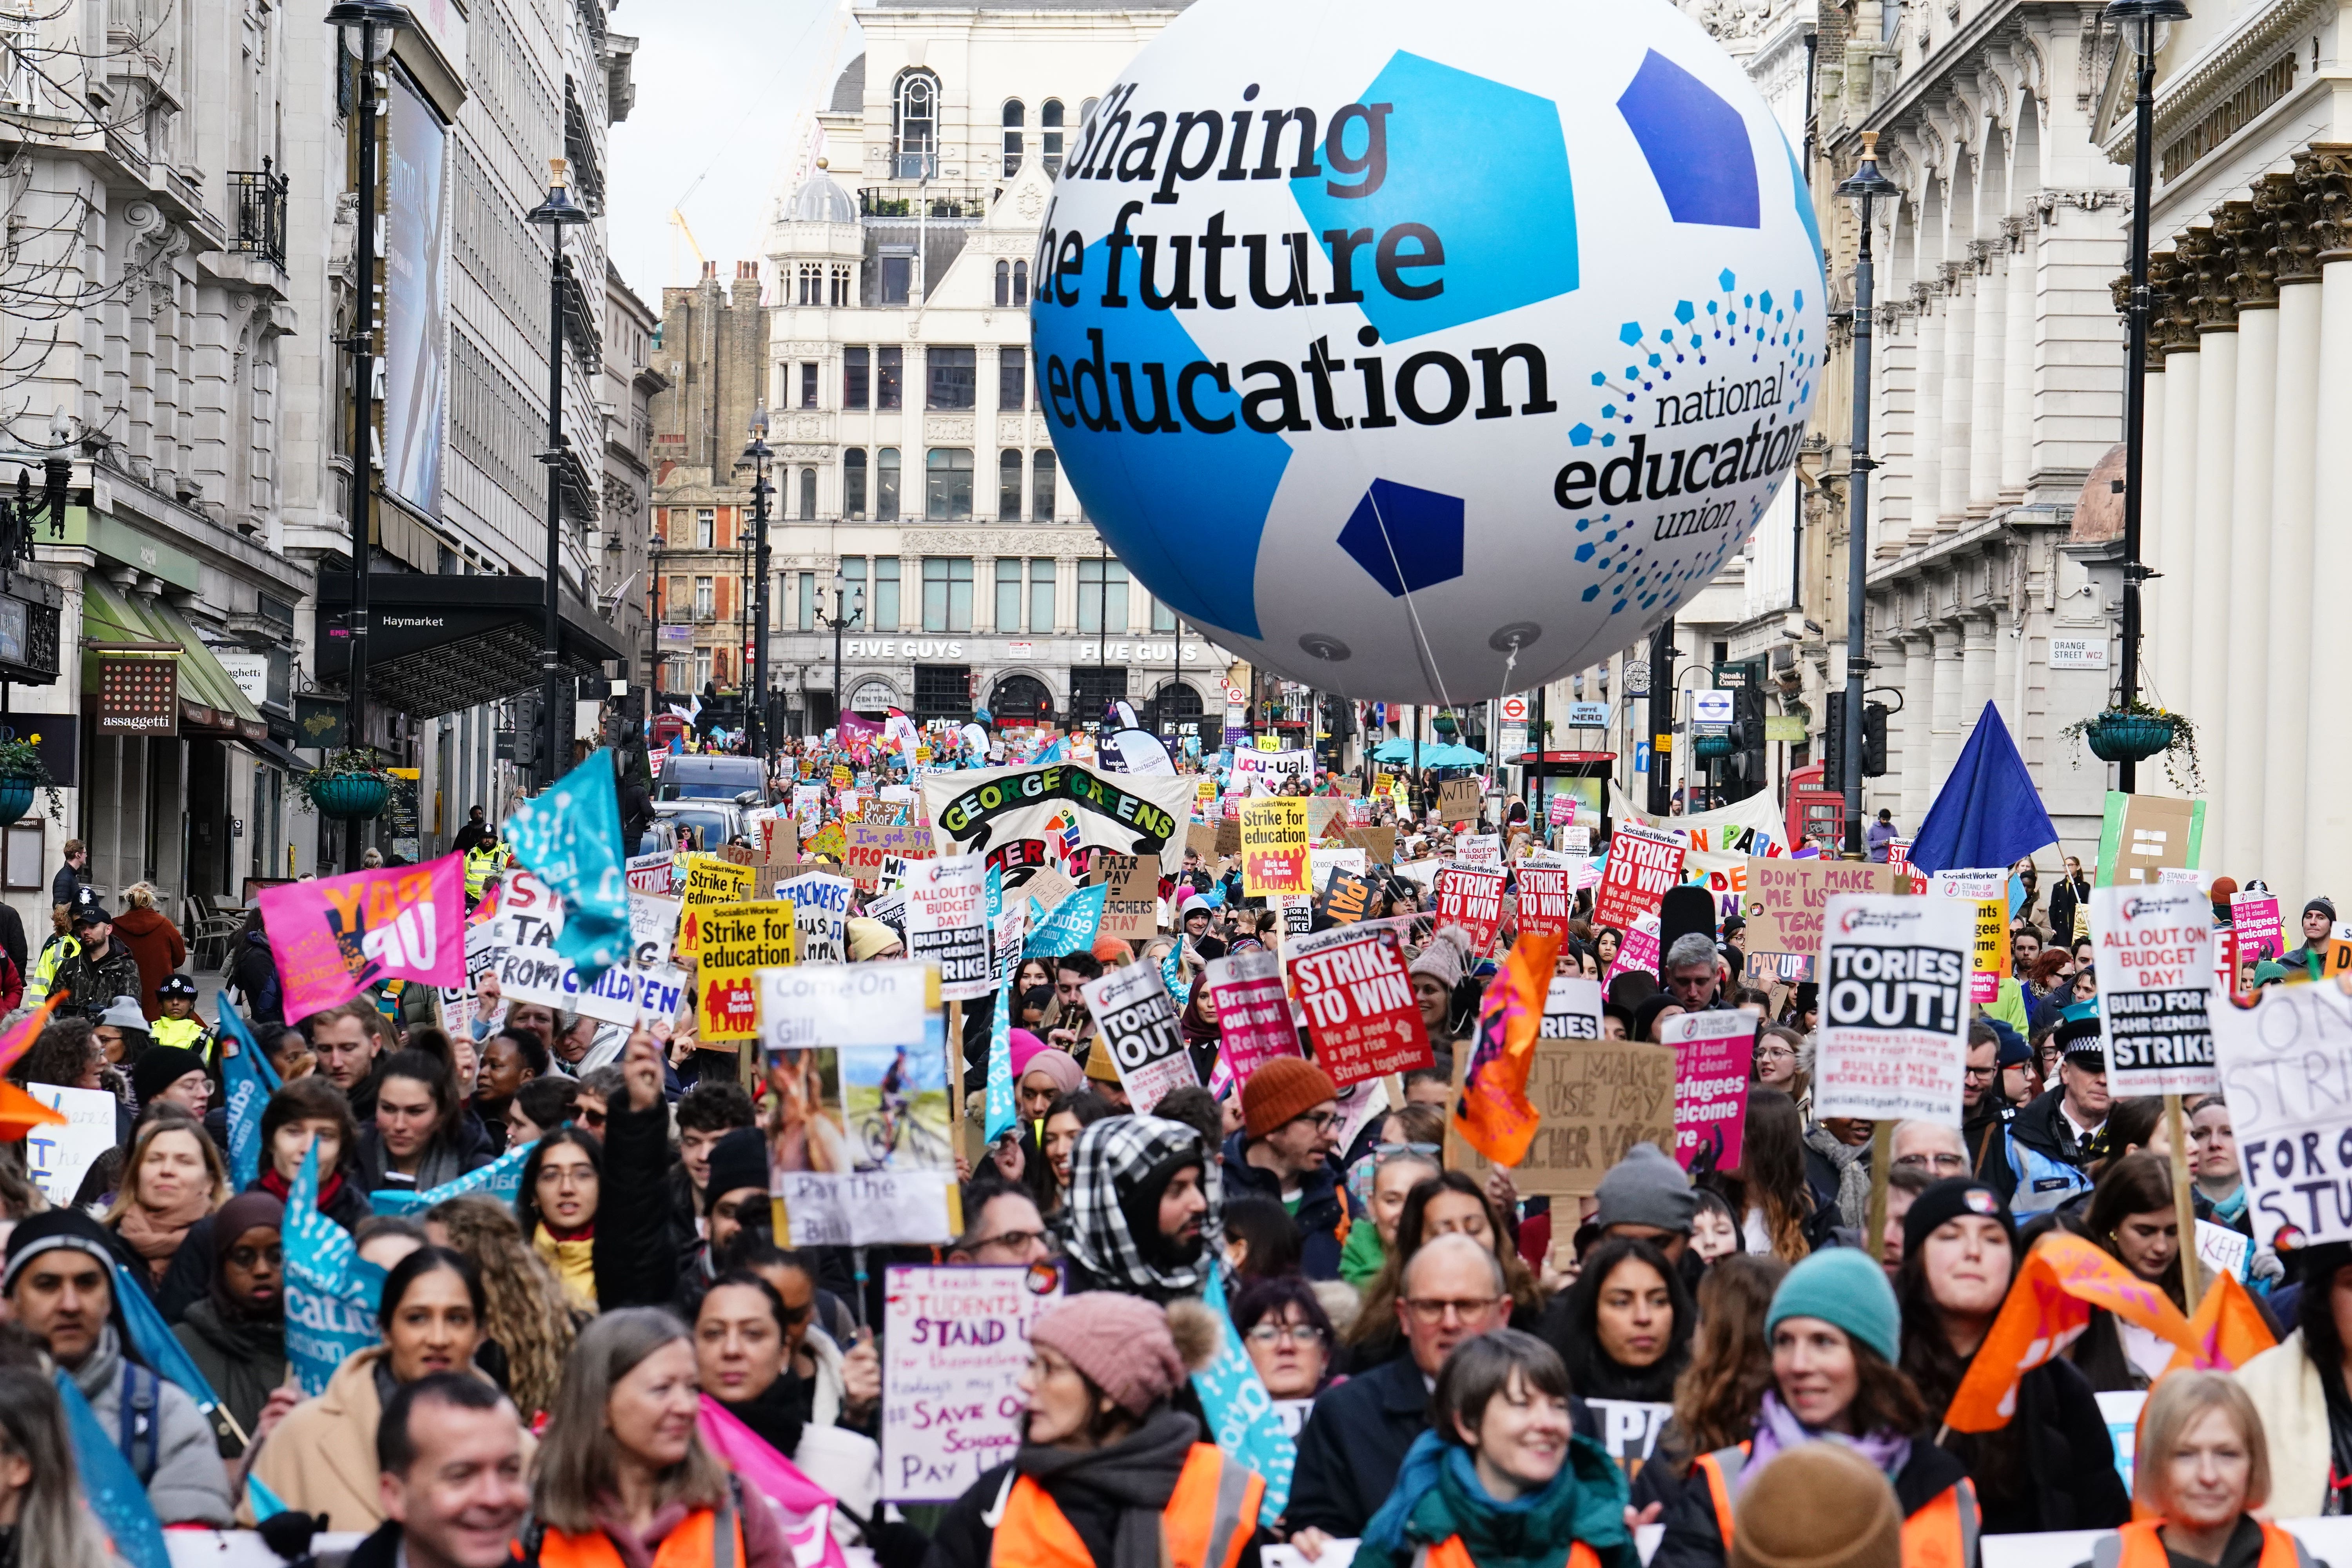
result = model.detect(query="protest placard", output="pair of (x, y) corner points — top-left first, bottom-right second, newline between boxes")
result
(1285, 922), (1436, 1087)
(1458, 834), (1502, 870)
(1593, 825), (1685, 929)
(1548, 795), (1579, 828)
(778, 871), (853, 964)
(1929, 869), (2008, 1006)
(882, 1264), (1064, 1503)
(625, 851), (676, 894)
(1316, 866), (1381, 926)
(440, 920), (508, 1034)
(1339, 824), (1399, 866)
(2231, 892), (2286, 966)
(1586, 1401), (1675, 1475)
(2211, 978), (2352, 1245)
(1435, 865), (1506, 953)
(24, 1084), (116, 1204)
(1518, 866), (1576, 939)
(2097, 792), (2206, 888)
(1273, 892), (1315, 944)
(847, 820), (934, 891)
(697, 900), (798, 1042)
(258, 855), (466, 1021)
(775, 1169), (954, 1247)
(1438, 778), (1481, 823)
(906, 855), (991, 1002)
(1093, 853), (1161, 942)
(1239, 798), (1312, 896)
(2091, 884), (2219, 1097)
(1562, 824), (1593, 857)
(1082, 962), (1195, 1112)
(1605, 912), (1663, 985)
(1206, 949), (1300, 1085)
(1307, 844), (1368, 887)
(675, 855), (756, 959)
(1185, 823), (1220, 863)
(1663, 1010), (1754, 1174)
(1231, 748), (1313, 792)
(1815, 894), (1973, 1126)
(1741, 858), (1902, 958)
(1447, 1038), (1677, 1197)
(760, 961), (930, 1051)
(1541, 976), (1603, 1040)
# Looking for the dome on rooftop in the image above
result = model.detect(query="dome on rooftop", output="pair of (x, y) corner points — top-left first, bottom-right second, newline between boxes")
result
(786, 171), (857, 224)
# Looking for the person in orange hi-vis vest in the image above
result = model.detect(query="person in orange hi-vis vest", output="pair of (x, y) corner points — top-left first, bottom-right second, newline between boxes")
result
(1352, 1328), (1639, 1568)
(2090, 1372), (2320, 1568)
(1653, 1249), (1980, 1568)
(925, 1291), (1264, 1568)
(519, 1310), (791, 1568)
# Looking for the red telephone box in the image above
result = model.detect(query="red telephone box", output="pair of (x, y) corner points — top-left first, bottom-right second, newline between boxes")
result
(1785, 763), (1846, 853)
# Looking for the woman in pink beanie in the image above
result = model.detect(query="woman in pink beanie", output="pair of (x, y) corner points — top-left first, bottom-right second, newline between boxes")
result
(925, 1292), (1267, 1568)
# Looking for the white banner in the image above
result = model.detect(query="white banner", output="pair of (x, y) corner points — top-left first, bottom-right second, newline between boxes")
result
(1815, 894), (1973, 1126)
(1607, 784), (1801, 917)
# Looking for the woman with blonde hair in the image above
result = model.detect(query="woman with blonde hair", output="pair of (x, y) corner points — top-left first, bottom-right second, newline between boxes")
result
(531, 1307), (789, 1568)
(425, 1193), (578, 1420)
(2105, 1372), (2318, 1568)
(102, 1107), (227, 1293)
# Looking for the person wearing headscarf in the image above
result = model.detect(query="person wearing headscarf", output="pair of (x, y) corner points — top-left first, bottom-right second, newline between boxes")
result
(1057, 1116), (1217, 1303)
(1179, 976), (1221, 1083)
(170, 1191), (287, 1455)
(1540, 1234), (1696, 1405)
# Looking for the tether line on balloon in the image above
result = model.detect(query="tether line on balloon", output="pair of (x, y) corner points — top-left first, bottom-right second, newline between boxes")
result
(1364, 486), (1455, 715)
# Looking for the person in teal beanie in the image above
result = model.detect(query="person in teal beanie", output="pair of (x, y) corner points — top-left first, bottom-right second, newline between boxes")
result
(1356, 1328), (1636, 1568)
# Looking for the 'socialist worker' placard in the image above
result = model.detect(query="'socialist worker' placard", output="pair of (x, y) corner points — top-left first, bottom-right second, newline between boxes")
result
(1815, 893), (1973, 1127)
(697, 900), (798, 1042)
(2091, 883), (2219, 1098)
(1239, 798), (1311, 897)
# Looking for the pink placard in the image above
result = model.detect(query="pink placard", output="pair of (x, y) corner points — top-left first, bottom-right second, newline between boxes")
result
(1204, 949), (1300, 1087)
(257, 854), (466, 1023)
(1604, 912), (1662, 985)
(1664, 1009), (1754, 1174)
(2230, 893), (2285, 967)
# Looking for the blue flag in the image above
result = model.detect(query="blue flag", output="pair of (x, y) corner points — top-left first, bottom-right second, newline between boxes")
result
(1024, 884), (1107, 960)
(368, 1135), (537, 1216)
(1191, 1268), (1294, 1521)
(1906, 702), (2060, 877)
(503, 749), (631, 983)
(285, 1140), (385, 1395)
(246, 1472), (290, 1522)
(114, 1262), (230, 1427)
(1159, 940), (1186, 1009)
(217, 1004), (280, 1192)
(984, 867), (1015, 1146)
(56, 1371), (169, 1568)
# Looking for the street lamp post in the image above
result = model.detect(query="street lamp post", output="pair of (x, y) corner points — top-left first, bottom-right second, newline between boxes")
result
(1835, 132), (1897, 858)
(325, 0), (408, 869)
(2108, 0), (2190, 794)
(526, 156), (589, 783)
(741, 409), (773, 758)
(646, 535), (664, 695)
(819, 571), (865, 730)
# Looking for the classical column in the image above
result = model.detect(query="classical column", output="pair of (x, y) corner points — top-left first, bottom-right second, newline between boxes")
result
(2220, 199), (2278, 878)
(1877, 298), (1916, 557)
(1990, 603), (2018, 733)
(1902, 631), (1935, 827)
(1930, 617), (1965, 788)
(2150, 249), (2201, 730)
(1969, 241), (2007, 514)
(1959, 611), (1996, 731)
(1938, 262), (1975, 529)
(2303, 145), (2352, 895)
(1912, 282), (1944, 540)
(2263, 168), (2321, 885)
(2184, 226), (2239, 824)
(2001, 215), (2036, 498)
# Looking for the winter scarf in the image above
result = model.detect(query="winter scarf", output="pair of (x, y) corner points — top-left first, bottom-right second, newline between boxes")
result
(1357, 1428), (1636, 1568)
(260, 1164), (349, 1216)
(1010, 1408), (1200, 1568)
(113, 1187), (214, 1280)
(533, 1222), (597, 1310)
(719, 1370), (807, 1462)
(1060, 1116), (1219, 1299)
(1744, 1390), (1913, 1481)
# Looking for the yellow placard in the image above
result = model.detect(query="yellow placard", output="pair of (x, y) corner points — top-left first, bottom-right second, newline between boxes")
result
(676, 855), (756, 959)
(1238, 797), (1311, 897)
(1254, 734), (1278, 751)
(694, 899), (797, 1043)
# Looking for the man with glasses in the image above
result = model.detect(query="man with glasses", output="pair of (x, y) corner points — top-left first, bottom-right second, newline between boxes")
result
(1290, 1233), (1524, 1551)
(1223, 1058), (1347, 1279)
(946, 1181), (1055, 1266)
(1959, 1021), (2018, 1178)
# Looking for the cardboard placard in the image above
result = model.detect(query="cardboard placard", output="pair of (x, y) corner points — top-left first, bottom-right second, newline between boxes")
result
(1339, 825), (1398, 866)
(1094, 853), (1161, 942)
(1239, 797), (1312, 896)
(1438, 778), (1481, 823)
(1593, 825), (1685, 929)
(2098, 791), (2205, 888)
(1740, 858), (1903, 958)
(1814, 894), (1973, 1127)
(1447, 1037), (1678, 1197)
(2092, 883), (2218, 1097)
(1186, 823), (1221, 864)
(1284, 921), (1436, 1087)
(848, 821), (935, 891)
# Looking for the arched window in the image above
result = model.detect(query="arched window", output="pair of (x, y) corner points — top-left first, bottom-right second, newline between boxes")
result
(798, 467), (817, 519)
(877, 447), (902, 520)
(895, 71), (939, 179)
(1013, 260), (1028, 306)
(1031, 448), (1057, 521)
(995, 260), (1011, 307)
(1003, 100), (1025, 176)
(1041, 99), (1065, 176)
(843, 449), (867, 519)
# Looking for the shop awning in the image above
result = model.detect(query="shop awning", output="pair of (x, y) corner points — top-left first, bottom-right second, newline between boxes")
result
(312, 572), (628, 720)
(80, 579), (270, 741)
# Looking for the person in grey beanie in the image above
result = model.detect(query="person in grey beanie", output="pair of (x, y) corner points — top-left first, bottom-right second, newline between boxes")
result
(1593, 1142), (1699, 1263)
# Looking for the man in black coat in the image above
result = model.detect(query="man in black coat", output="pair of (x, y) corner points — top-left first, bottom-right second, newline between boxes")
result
(1218, 1058), (1346, 1279)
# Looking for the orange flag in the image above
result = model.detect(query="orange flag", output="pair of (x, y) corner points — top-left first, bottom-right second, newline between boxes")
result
(2162, 1270), (2278, 1375)
(1452, 931), (1561, 1167)
(1946, 1232), (2200, 1432)
(0, 1080), (66, 1142)
(0, 991), (67, 1079)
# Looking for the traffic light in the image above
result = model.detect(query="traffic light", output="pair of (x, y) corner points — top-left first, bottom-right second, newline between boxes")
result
(511, 690), (540, 771)
(1862, 702), (1890, 777)
(1823, 691), (1845, 786)
(1722, 682), (1768, 801)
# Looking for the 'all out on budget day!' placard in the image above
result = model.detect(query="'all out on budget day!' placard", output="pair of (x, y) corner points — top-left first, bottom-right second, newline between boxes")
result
(1815, 894), (1973, 1127)
(2091, 883), (2218, 1098)
(882, 1263), (1062, 1503)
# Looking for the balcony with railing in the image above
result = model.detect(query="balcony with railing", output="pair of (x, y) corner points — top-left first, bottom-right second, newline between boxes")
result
(858, 186), (989, 220)
(228, 162), (288, 268)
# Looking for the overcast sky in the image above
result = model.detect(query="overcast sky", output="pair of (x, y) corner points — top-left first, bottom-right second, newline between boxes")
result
(607, 0), (861, 303)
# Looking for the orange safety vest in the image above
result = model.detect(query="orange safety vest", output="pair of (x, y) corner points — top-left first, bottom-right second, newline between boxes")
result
(1695, 1443), (1977, 1568)
(1419, 1536), (1604, 1568)
(987, 1443), (1264, 1568)
(2091, 1518), (2312, 1568)
(526, 1495), (745, 1568)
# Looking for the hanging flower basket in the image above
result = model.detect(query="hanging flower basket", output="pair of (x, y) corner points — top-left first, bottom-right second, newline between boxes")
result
(0, 777), (36, 826)
(295, 748), (397, 820)
(0, 739), (61, 824)
(2083, 711), (2176, 764)
(1693, 733), (1735, 760)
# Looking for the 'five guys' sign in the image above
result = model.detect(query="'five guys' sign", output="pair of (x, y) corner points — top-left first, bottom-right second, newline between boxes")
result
(1813, 894), (1973, 1127)
(2091, 884), (2217, 1097)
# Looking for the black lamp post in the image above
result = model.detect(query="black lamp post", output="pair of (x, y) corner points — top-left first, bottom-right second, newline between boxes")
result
(2108, 0), (2189, 795)
(646, 534), (664, 695)
(0, 417), (72, 569)
(526, 156), (589, 782)
(819, 570), (864, 730)
(1835, 131), (1898, 858)
(740, 408), (773, 757)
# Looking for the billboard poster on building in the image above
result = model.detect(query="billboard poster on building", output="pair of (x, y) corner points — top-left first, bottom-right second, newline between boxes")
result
(383, 64), (448, 520)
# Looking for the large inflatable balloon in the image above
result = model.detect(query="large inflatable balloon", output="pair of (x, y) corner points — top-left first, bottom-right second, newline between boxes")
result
(1032, 0), (1825, 703)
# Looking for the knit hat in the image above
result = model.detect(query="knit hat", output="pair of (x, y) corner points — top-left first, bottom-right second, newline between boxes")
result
(1981, 1018), (2030, 1069)
(1767, 1247), (1901, 1364)
(1174, 887), (1207, 920)
(1408, 926), (1472, 991)
(1026, 1292), (1188, 1415)
(2, 1208), (116, 1294)
(1084, 1040), (1122, 1084)
(1592, 1142), (1698, 1235)
(1241, 1057), (1339, 1139)
(2308, 897), (2339, 925)
(131, 1045), (209, 1105)
(1009, 1028), (1051, 1078)
(703, 1126), (771, 1209)
(1020, 1046), (1084, 1098)
(1091, 935), (1133, 965)
(1726, 1442), (1902, 1568)
(1629, 993), (1682, 1044)
(211, 1191), (287, 1257)
(1901, 1178), (2015, 1261)
(98, 995), (148, 1033)
(846, 918), (899, 961)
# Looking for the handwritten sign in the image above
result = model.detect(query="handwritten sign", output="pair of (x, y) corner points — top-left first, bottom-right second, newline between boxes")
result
(779, 871), (854, 964)
(24, 1084), (116, 1204)
(1448, 1037), (1677, 1198)
(882, 1263), (1063, 1503)
(1740, 858), (1902, 958)
(2211, 979), (2352, 1246)
(1094, 853), (1161, 942)
(1437, 778), (1481, 824)
(1594, 825), (1684, 929)
(847, 820), (935, 891)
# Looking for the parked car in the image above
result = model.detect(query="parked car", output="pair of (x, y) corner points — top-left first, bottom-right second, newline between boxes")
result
(652, 799), (746, 853)
(655, 754), (769, 805)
